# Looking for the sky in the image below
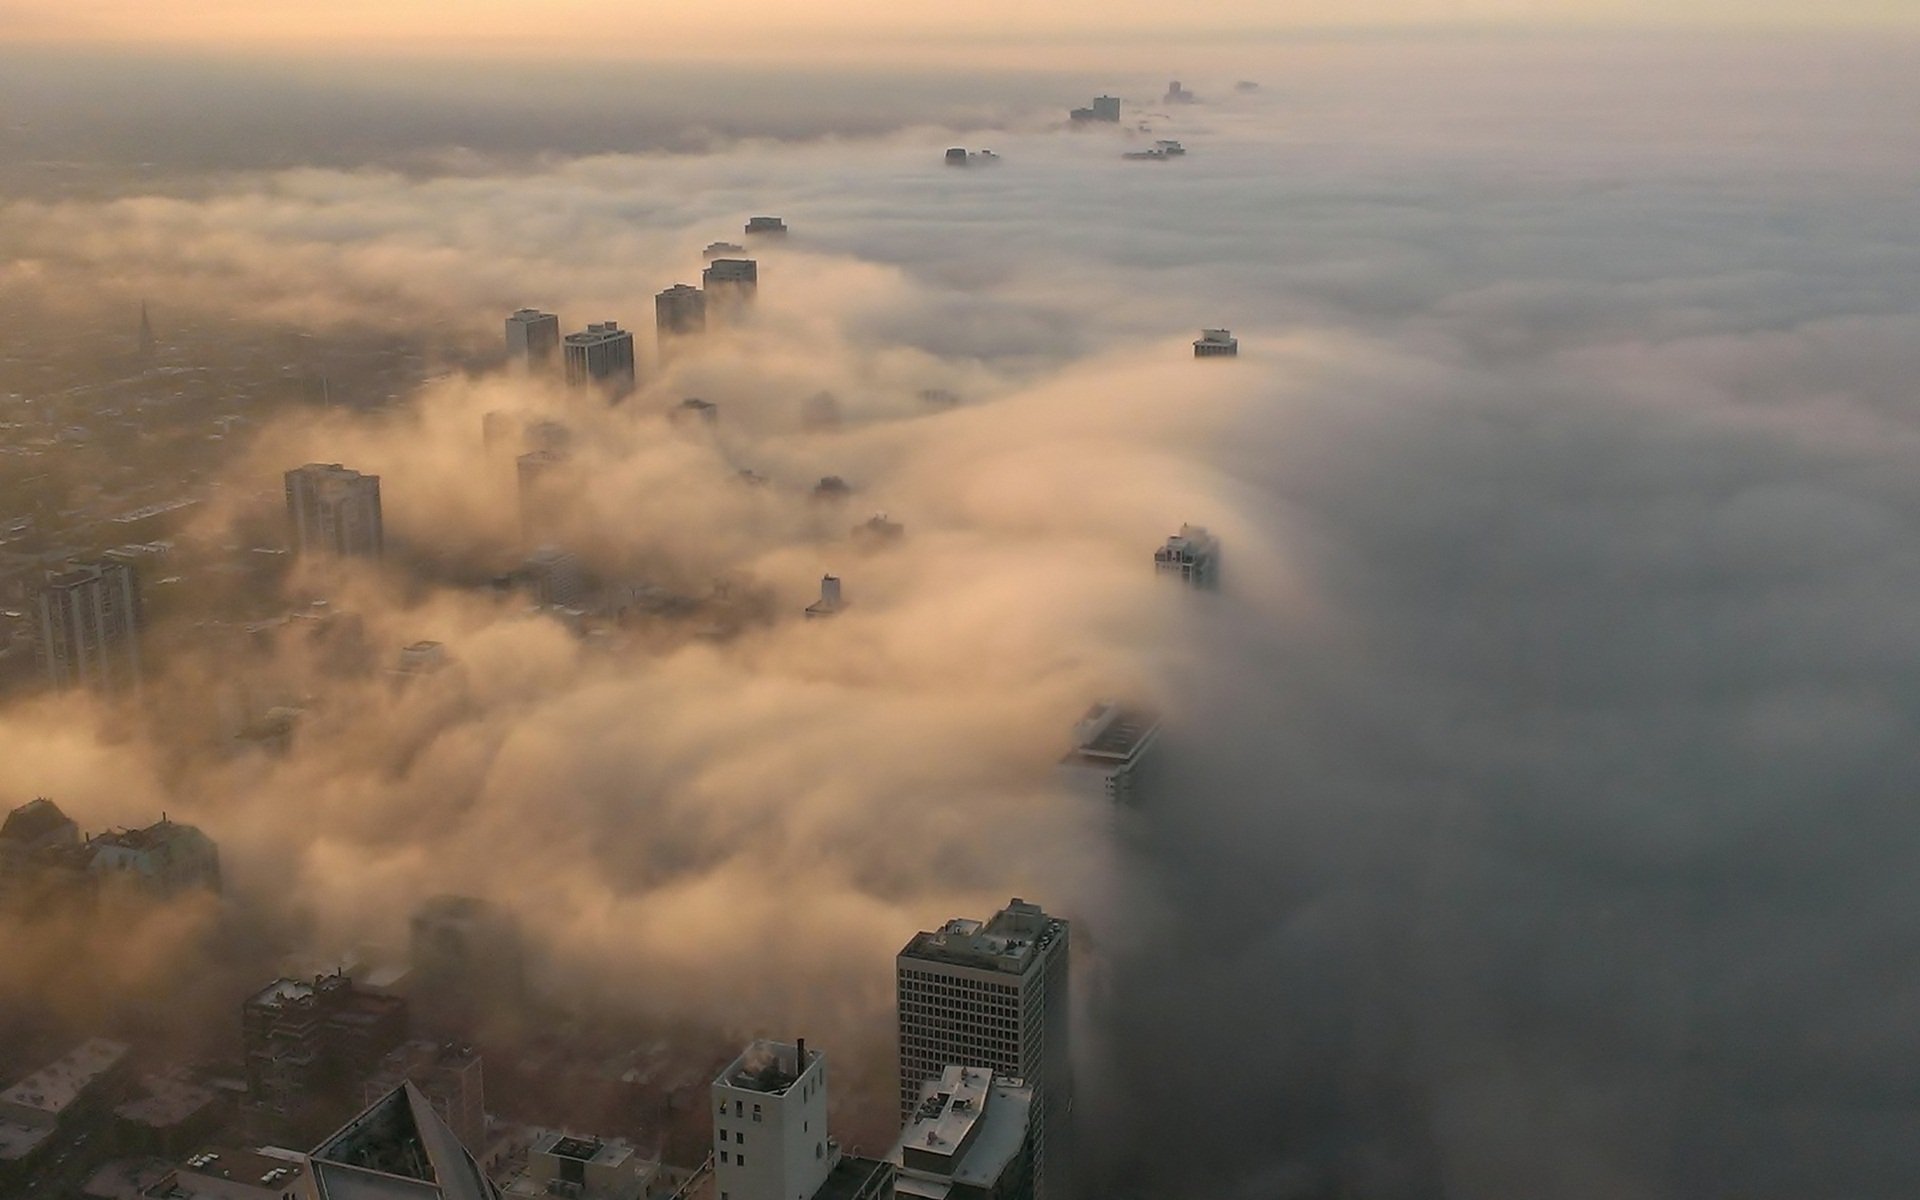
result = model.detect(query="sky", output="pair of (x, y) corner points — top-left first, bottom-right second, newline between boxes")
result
(2, 19), (1920, 1200)
(0, 0), (1916, 64)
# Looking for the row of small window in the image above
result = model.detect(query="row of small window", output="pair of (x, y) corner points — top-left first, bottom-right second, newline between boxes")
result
(900, 976), (1019, 995)
(719, 1100), (764, 1121)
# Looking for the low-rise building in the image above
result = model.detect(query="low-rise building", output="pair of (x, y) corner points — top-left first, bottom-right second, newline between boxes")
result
(890, 1066), (1033, 1200)
(500, 1132), (657, 1200)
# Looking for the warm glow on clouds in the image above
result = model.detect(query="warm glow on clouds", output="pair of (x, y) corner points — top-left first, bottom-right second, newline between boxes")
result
(2, 0), (1914, 60)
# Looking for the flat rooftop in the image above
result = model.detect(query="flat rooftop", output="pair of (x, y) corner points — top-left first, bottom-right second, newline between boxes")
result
(894, 1067), (1031, 1193)
(0, 1037), (129, 1120)
(715, 1041), (815, 1096)
(181, 1146), (308, 1190)
(1064, 701), (1161, 763)
(899, 899), (1066, 974)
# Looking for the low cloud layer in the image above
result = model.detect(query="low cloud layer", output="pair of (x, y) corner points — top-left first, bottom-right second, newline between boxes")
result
(2, 36), (1919, 1198)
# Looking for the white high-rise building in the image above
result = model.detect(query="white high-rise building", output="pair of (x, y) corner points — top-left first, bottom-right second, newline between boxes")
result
(1057, 701), (1161, 805)
(897, 899), (1071, 1200)
(505, 309), (560, 369)
(1153, 523), (1218, 589)
(711, 1040), (832, 1200)
(36, 561), (143, 693)
(285, 463), (384, 558)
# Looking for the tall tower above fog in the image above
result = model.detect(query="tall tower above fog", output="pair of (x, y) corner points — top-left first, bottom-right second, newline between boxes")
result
(655, 284), (706, 340)
(897, 898), (1072, 1200)
(1154, 523), (1219, 590)
(36, 561), (143, 693)
(702, 258), (759, 314)
(563, 322), (637, 400)
(505, 309), (560, 369)
(285, 463), (384, 558)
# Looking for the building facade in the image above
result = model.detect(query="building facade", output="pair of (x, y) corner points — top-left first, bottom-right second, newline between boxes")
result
(897, 900), (1070, 1200)
(702, 259), (759, 311)
(505, 310), (561, 369)
(1153, 524), (1219, 589)
(285, 464), (384, 559)
(563, 323), (637, 398)
(655, 284), (707, 338)
(1056, 702), (1161, 805)
(711, 1040), (832, 1200)
(36, 561), (143, 693)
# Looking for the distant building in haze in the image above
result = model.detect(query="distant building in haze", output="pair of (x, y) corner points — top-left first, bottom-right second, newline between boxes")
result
(898, 899), (1071, 1200)
(410, 895), (527, 1039)
(1153, 524), (1219, 589)
(744, 216), (788, 237)
(563, 322), (637, 399)
(361, 1041), (486, 1156)
(0, 798), (78, 877)
(1165, 80), (1196, 104)
(241, 973), (408, 1145)
(519, 546), (587, 610)
(1193, 328), (1238, 357)
(516, 449), (572, 543)
(1057, 701), (1161, 805)
(891, 1066), (1034, 1200)
(655, 284), (706, 340)
(1070, 96), (1121, 123)
(704, 241), (746, 260)
(804, 576), (845, 619)
(286, 463), (384, 559)
(702, 258), (758, 311)
(88, 817), (221, 896)
(504, 309), (560, 370)
(35, 561), (143, 693)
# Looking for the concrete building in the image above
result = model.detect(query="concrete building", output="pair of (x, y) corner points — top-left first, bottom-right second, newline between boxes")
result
(0, 1038), (132, 1186)
(157, 1146), (311, 1200)
(804, 576), (844, 620)
(744, 216), (788, 237)
(285, 464), (384, 559)
(656, 284), (707, 339)
(504, 310), (561, 370)
(88, 816), (222, 896)
(501, 1132), (657, 1200)
(36, 560), (143, 692)
(1069, 96), (1120, 123)
(702, 259), (759, 310)
(361, 1042), (485, 1156)
(897, 900), (1070, 1200)
(704, 241), (746, 260)
(519, 546), (587, 610)
(563, 323), (637, 399)
(242, 974), (409, 1145)
(1192, 329), (1237, 357)
(711, 1040), (831, 1200)
(1165, 80), (1196, 104)
(0, 797), (78, 876)
(891, 1067), (1033, 1200)
(1056, 701), (1161, 806)
(1153, 524), (1219, 589)
(308, 1081), (500, 1200)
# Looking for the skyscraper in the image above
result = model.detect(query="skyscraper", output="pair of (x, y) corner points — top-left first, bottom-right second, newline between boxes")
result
(36, 561), (143, 693)
(516, 449), (572, 543)
(702, 258), (759, 312)
(1153, 523), (1219, 589)
(505, 309), (560, 369)
(563, 322), (637, 398)
(285, 464), (384, 558)
(897, 899), (1071, 1200)
(655, 284), (706, 339)
(1057, 701), (1161, 805)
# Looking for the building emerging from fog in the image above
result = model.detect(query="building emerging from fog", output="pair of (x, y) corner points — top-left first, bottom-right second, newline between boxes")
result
(891, 1066), (1034, 1200)
(286, 464), (385, 559)
(242, 974), (409, 1145)
(308, 1080), (501, 1200)
(563, 322), (637, 399)
(744, 216), (788, 237)
(410, 895), (527, 1039)
(504, 309), (560, 370)
(804, 575), (845, 619)
(702, 258), (759, 310)
(704, 241), (745, 259)
(88, 817), (221, 896)
(1057, 702), (1161, 805)
(1070, 95), (1121, 123)
(361, 1041), (485, 1156)
(1192, 328), (1238, 357)
(1153, 524), (1219, 590)
(898, 899), (1071, 1200)
(655, 283), (706, 339)
(35, 561), (143, 693)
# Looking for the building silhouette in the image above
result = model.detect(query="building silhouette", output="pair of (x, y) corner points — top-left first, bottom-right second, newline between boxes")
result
(35, 561), (143, 693)
(655, 284), (707, 340)
(1153, 524), (1219, 589)
(285, 464), (384, 558)
(702, 258), (758, 312)
(563, 323), (636, 399)
(505, 310), (560, 370)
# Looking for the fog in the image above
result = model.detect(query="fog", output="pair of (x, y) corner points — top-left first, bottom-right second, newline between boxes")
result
(3, 31), (1920, 1198)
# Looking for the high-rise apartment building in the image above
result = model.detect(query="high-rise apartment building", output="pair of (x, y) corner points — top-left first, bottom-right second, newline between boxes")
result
(409, 895), (527, 1039)
(702, 259), (759, 310)
(241, 974), (408, 1144)
(1153, 524), (1219, 589)
(35, 562), (143, 693)
(504, 310), (561, 369)
(897, 899), (1070, 1200)
(285, 464), (384, 559)
(655, 284), (707, 338)
(563, 322), (637, 399)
